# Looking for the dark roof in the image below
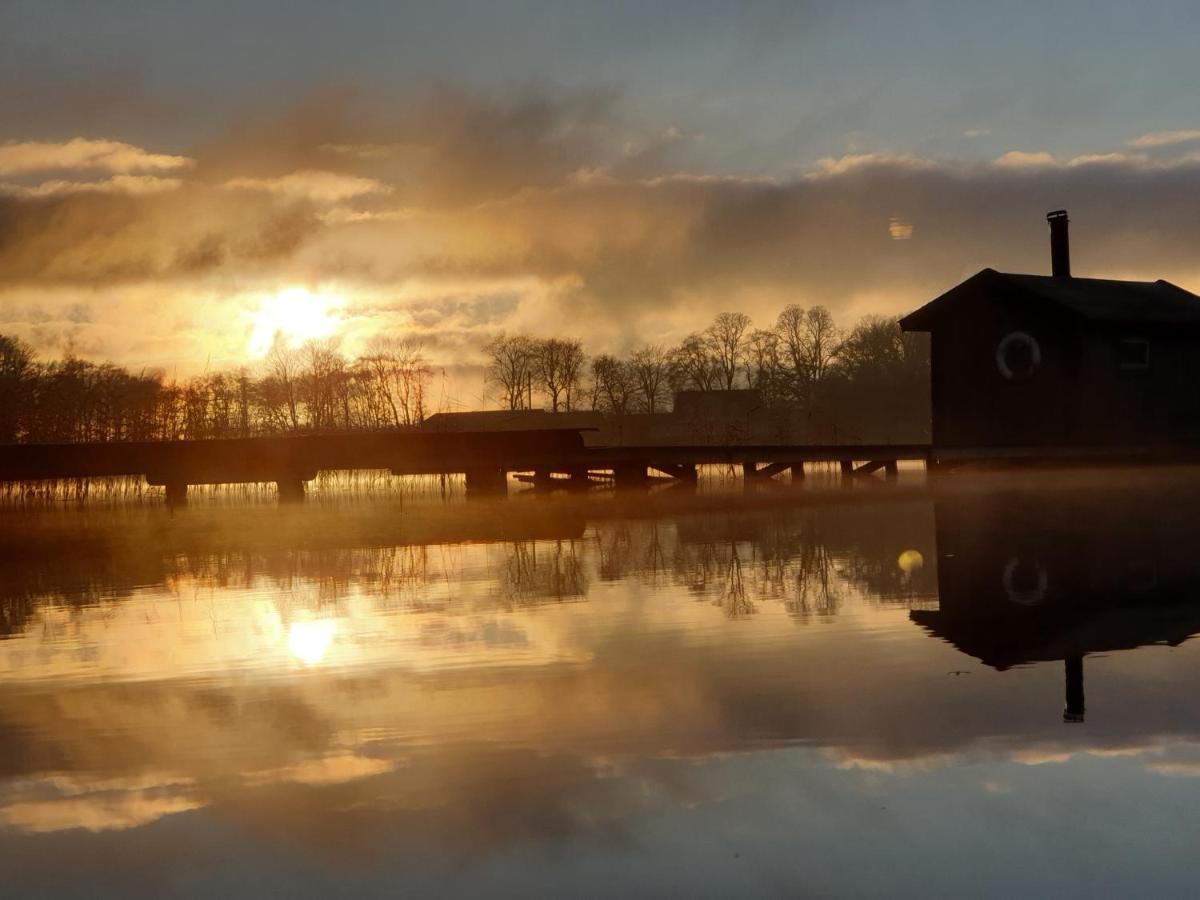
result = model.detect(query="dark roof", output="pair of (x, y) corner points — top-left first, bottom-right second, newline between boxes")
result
(900, 268), (1200, 331)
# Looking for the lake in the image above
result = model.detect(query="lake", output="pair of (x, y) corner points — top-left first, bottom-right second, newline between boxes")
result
(1, 468), (1198, 898)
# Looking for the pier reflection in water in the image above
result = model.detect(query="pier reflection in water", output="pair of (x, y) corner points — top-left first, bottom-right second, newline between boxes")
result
(0, 473), (1198, 897)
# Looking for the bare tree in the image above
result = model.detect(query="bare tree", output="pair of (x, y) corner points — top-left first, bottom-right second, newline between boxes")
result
(559, 339), (586, 412)
(629, 345), (672, 413)
(704, 311), (752, 390)
(298, 339), (347, 430)
(746, 328), (782, 399)
(0, 334), (34, 442)
(263, 340), (304, 431)
(837, 316), (924, 381)
(668, 332), (717, 392)
(590, 354), (635, 414)
(533, 338), (585, 413)
(484, 334), (536, 410)
(802, 306), (841, 384)
(216, 367), (248, 437)
(775, 304), (841, 405)
(360, 336), (431, 426)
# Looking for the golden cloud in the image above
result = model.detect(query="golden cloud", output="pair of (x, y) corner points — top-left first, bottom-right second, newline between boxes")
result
(1128, 128), (1200, 149)
(0, 792), (203, 833)
(223, 169), (393, 204)
(992, 150), (1058, 168)
(8, 91), (1200, 371)
(0, 174), (184, 198)
(0, 138), (193, 176)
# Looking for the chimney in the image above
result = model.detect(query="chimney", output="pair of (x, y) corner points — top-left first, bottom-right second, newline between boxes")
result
(1047, 209), (1070, 278)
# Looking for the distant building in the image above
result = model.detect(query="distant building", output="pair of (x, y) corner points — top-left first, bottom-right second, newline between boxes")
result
(900, 210), (1200, 453)
(423, 409), (573, 432)
(422, 391), (770, 446)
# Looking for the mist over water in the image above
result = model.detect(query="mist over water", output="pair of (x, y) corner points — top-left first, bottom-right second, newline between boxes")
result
(1, 471), (1199, 897)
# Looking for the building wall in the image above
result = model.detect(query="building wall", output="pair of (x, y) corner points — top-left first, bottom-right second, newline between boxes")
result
(929, 285), (1079, 448)
(927, 284), (1200, 449)
(1073, 327), (1200, 446)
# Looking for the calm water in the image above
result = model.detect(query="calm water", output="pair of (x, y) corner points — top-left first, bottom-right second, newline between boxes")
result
(2, 470), (1199, 897)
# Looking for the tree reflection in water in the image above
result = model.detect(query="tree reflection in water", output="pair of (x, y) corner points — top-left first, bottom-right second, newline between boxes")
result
(0, 490), (938, 637)
(498, 540), (588, 607)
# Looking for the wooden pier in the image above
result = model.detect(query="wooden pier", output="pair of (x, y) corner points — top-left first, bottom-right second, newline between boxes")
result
(0, 430), (934, 503)
(565, 443), (930, 487)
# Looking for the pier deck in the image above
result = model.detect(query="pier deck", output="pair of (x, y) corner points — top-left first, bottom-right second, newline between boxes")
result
(0, 430), (937, 502)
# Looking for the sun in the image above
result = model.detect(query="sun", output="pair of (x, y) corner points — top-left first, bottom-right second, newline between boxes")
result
(246, 286), (344, 356)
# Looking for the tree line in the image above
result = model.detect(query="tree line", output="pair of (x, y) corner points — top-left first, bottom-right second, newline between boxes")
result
(0, 335), (433, 443)
(486, 306), (929, 437)
(0, 304), (928, 444)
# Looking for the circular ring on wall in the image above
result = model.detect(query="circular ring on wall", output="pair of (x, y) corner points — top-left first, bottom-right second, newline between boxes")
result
(1002, 556), (1048, 607)
(996, 331), (1041, 381)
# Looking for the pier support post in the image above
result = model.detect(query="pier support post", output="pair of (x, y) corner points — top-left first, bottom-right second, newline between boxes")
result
(613, 463), (648, 489)
(649, 463), (698, 482)
(840, 460), (854, 478)
(742, 462), (758, 479)
(464, 467), (508, 495)
(884, 460), (899, 479)
(1064, 656), (1085, 723)
(277, 478), (307, 503)
(790, 462), (805, 481)
(164, 481), (188, 507)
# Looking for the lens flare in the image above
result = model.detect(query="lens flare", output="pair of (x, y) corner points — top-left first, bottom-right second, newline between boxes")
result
(897, 550), (924, 574)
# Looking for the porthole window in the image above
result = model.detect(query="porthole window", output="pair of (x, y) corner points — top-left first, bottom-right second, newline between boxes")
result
(996, 331), (1041, 381)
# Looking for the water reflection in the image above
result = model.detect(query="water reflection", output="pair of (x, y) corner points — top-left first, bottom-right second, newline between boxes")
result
(914, 477), (1200, 722)
(0, 476), (1199, 896)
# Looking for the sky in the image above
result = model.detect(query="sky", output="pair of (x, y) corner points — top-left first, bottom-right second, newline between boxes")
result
(4, 0), (1200, 380)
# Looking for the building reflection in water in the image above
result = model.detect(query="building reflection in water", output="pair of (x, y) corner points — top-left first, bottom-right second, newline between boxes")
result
(913, 478), (1200, 722)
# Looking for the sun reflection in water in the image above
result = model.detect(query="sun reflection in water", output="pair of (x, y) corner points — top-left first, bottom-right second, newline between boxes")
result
(287, 619), (337, 666)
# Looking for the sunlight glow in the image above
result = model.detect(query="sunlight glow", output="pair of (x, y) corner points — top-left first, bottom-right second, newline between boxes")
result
(287, 619), (337, 666)
(246, 286), (344, 356)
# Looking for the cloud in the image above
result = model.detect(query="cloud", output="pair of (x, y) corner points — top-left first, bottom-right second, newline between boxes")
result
(1065, 153), (1141, 167)
(9, 89), (1200, 370)
(0, 186), (319, 287)
(0, 792), (203, 833)
(0, 174), (183, 198)
(0, 138), (193, 176)
(319, 142), (412, 160)
(224, 169), (392, 203)
(993, 150), (1057, 168)
(810, 153), (938, 177)
(963, 128), (990, 139)
(1128, 129), (1200, 149)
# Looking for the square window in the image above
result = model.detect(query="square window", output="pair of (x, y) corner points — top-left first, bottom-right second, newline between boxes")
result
(1117, 338), (1150, 370)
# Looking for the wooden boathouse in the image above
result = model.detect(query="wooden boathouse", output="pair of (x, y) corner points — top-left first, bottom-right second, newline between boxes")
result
(900, 210), (1200, 463)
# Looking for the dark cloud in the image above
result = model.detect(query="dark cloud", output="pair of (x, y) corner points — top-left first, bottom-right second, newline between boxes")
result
(0, 186), (320, 285)
(299, 151), (1200, 335)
